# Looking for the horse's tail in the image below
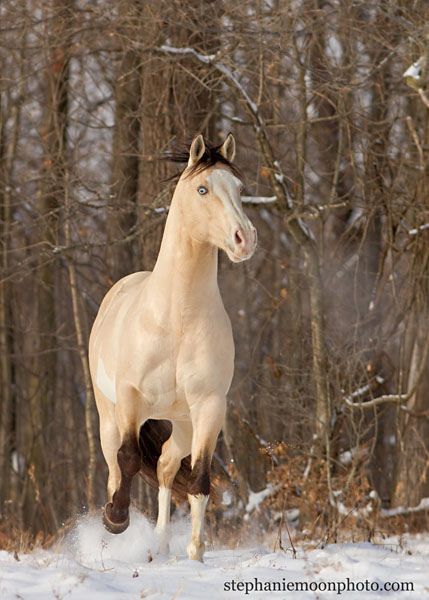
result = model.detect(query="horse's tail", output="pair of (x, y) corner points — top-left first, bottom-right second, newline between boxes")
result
(138, 419), (191, 502)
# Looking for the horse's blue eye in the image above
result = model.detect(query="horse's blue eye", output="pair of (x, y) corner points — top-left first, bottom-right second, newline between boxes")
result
(198, 186), (208, 195)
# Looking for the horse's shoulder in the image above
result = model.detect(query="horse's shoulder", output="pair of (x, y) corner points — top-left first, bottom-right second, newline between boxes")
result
(98, 271), (151, 315)
(116, 271), (151, 292)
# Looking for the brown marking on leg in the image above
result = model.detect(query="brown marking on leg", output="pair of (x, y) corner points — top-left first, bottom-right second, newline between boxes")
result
(188, 452), (211, 497)
(103, 434), (141, 534)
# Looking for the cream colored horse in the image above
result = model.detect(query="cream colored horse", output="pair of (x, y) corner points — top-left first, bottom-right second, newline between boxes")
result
(88, 133), (257, 561)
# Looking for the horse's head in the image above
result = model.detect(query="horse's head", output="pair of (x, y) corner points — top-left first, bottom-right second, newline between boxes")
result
(175, 134), (257, 262)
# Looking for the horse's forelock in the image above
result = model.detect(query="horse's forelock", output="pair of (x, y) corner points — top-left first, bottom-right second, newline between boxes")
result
(164, 138), (242, 182)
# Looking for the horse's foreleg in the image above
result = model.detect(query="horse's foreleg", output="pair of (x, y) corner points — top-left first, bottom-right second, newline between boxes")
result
(99, 418), (121, 502)
(187, 396), (226, 561)
(155, 420), (192, 554)
(103, 387), (143, 534)
(96, 389), (121, 503)
(103, 433), (141, 533)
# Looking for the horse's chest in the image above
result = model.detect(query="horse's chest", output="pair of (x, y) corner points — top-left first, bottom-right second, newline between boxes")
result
(136, 318), (233, 406)
(137, 343), (178, 405)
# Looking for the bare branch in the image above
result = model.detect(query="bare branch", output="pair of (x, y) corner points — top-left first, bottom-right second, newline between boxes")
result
(346, 332), (429, 410)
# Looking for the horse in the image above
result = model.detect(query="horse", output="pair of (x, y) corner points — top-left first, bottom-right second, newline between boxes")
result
(88, 133), (257, 561)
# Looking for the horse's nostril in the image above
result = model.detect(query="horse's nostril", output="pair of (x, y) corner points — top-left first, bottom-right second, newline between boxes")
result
(235, 230), (244, 245)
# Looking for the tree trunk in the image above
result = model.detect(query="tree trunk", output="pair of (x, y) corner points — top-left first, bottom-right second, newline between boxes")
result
(0, 86), (19, 512)
(29, 0), (73, 532)
(392, 262), (429, 507)
(107, 0), (143, 281)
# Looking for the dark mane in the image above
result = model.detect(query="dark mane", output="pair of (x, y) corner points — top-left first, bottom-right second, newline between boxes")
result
(164, 136), (241, 181)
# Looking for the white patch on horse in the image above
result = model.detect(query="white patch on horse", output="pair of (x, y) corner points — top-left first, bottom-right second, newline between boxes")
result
(207, 169), (242, 219)
(96, 357), (116, 404)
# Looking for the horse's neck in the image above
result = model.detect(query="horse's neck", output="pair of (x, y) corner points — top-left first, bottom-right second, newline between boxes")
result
(151, 200), (219, 304)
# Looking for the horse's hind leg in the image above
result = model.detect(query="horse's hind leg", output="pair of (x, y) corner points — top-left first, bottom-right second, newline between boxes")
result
(155, 420), (192, 553)
(187, 395), (226, 561)
(103, 386), (143, 534)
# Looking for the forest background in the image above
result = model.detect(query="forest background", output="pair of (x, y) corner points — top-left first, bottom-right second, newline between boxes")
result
(1, 0), (428, 546)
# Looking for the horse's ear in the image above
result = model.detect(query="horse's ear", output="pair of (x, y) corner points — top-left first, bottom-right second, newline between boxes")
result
(219, 132), (236, 162)
(188, 134), (206, 167)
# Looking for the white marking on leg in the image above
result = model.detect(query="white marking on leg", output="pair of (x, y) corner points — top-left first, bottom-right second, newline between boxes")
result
(187, 493), (209, 561)
(155, 486), (172, 554)
(96, 357), (116, 404)
(156, 486), (171, 531)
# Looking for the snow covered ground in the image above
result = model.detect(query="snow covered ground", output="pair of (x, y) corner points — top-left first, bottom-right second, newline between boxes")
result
(0, 510), (428, 599)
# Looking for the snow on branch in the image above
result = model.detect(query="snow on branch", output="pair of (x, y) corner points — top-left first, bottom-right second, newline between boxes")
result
(343, 375), (386, 408)
(242, 193), (346, 215)
(344, 383), (376, 404)
(159, 45), (215, 63)
(245, 485), (276, 513)
(409, 223), (429, 236)
(345, 392), (409, 410)
(149, 197), (277, 210)
(381, 497), (429, 518)
(241, 196), (276, 204)
(403, 57), (424, 89)
(159, 45), (259, 117)
(403, 56), (429, 109)
(346, 333), (429, 410)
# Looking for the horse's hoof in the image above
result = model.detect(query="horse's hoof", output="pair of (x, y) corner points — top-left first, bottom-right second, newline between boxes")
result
(154, 525), (170, 555)
(187, 540), (205, 562)
(102, 502), (129, 534)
